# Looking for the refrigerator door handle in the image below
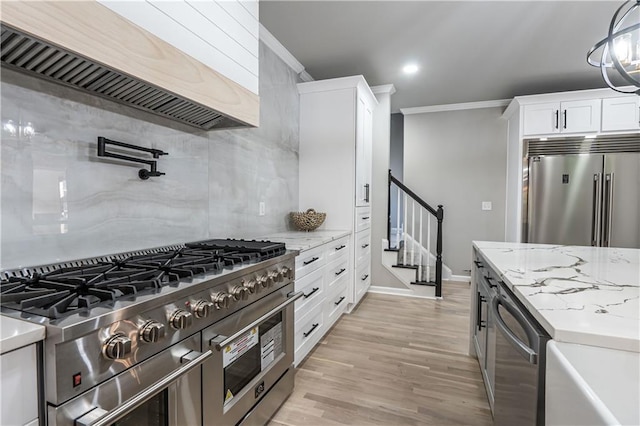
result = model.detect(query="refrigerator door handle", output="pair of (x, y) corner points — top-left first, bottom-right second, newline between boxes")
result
(591, 173), (602, 246)
(602, 173), (614, 247)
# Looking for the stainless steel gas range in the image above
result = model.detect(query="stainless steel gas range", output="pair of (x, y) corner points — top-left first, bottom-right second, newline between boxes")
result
(0, 239), (300, 426)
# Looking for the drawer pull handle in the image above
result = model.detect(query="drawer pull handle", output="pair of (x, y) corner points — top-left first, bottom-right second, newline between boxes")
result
(303, 257), (319, 265)
(335, 268), (346, 276)
(303, 323), (319, 338)
(484, 276), (497, 289)
(303, 287), (320, 299)
(361, 274), (369, 281)
(335, 245), (346, 251)
(473, 260), (483, 268)
(361, 216), (370, 220)
(334, 296), (346, 306)
(361, 243), (369, 249)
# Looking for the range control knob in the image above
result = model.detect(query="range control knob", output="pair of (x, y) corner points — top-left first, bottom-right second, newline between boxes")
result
(244, 279), (260, 294)
(264, 273), (275, 288)
(257, 276), (268, 289)
(212, 292), (233, 309)
(280, 266), (292, 280)
(192, 300), (214, 318)
(273, 270), (283, 283)
(232, 285), (250, 301)
(102, 333), (132, 359)
(169, 309), (193, 330)
(139, 320), (165, 343)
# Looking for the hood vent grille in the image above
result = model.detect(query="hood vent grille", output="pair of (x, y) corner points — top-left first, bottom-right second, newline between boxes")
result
(526, 134), (640, 156)
(1, 25), (244, 130)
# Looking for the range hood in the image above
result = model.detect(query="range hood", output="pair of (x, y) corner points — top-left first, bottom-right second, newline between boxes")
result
(0, 1), (259, 130)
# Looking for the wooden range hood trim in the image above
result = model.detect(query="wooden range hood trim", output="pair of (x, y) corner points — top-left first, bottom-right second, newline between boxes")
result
(0, 0), (259, 129)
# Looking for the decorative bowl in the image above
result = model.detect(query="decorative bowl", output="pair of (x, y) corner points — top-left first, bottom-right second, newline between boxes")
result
(290, 208), (326, 231)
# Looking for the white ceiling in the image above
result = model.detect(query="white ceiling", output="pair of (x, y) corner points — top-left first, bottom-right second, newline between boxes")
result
(260, 1), (624, 112)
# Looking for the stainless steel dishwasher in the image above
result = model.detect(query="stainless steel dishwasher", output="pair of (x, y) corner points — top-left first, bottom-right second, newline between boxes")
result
(492, 281), (550, 426)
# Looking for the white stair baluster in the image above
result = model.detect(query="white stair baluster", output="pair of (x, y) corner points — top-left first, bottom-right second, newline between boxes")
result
(427, 214), (432, 281)
(411, 200), (415, 267)
(418, 208), (423, 282)
(403, 192), (408, 265)
(396, 188), (401, 246)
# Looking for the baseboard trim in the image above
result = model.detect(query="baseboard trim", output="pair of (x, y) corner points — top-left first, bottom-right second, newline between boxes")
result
(449, 275), (471, 283)
(367, 286), (441, 300)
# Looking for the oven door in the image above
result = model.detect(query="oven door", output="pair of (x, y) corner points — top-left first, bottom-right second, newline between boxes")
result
(49, 333), (211, 426)
(202, 284), (301, 426)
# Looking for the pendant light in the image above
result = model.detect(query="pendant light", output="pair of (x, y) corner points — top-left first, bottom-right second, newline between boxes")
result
(587, 0), (640, 94)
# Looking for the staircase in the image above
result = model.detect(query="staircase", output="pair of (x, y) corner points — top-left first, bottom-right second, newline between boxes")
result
(383, 170), (448, 298)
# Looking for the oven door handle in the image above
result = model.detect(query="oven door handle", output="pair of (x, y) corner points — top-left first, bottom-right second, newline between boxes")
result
(74, 349), (213, 426)
(212, 291), (304, 351)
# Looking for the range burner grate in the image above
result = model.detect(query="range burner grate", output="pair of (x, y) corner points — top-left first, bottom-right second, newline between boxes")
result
(0, 239), (286, 319)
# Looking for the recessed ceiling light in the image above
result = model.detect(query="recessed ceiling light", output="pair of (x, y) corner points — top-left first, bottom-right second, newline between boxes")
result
(403, 64), (419, 74)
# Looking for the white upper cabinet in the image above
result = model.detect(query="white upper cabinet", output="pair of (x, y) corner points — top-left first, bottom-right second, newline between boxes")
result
(601, 96), (640, 132)
(98, 0), (259, 95)
(523, 99), (600, 136)
(523, 102), (559, 135)
(355, 94), (373, 207)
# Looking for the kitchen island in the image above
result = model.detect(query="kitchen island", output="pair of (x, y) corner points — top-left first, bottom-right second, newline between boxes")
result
(473, 241), (639, 352)
(471, 241), (639, 425)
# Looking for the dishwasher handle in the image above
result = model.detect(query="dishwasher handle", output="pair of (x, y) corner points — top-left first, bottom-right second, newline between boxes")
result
(491, 296), (538, 365)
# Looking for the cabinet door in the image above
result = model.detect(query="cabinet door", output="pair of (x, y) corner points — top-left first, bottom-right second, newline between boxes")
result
(601, 96), (640, 131)
(560, 99), (601, 133)
(355, 93), (373, 207)
(523, 102), (560, 135)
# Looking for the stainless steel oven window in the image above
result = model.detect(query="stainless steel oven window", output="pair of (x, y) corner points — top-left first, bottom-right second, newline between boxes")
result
(114, 391), (168, 426)
(202, 285), (299, 426)
(223, 312), (284, 404)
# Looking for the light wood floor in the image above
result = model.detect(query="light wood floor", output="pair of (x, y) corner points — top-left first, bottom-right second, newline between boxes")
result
(269, 282), (493, 426)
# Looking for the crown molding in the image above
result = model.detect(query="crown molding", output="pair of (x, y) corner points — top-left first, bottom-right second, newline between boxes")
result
(259, 23), (314, 81)
(299, 70), (314, 82)
(401, 99), (511, 115)
(371, 84), (396, 95)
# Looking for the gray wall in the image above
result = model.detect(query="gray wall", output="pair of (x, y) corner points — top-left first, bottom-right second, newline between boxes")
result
(370, 88), (404, 288)
(0, 42), (300, 269)
(403, 107), (507, 276)
(389, 113), (404, 232)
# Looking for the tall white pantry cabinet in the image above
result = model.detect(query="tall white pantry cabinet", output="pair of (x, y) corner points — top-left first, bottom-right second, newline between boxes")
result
(298, 76), (378, 310)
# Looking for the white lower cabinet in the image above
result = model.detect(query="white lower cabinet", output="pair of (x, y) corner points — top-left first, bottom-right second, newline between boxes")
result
(294, 235), (351, 366)
(1, 344), (39, 426)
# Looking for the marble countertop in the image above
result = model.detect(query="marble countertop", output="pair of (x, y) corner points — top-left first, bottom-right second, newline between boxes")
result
(0, 316), (46, 355)
(473, 241), (640, 352)
(258, 230), (350, 252)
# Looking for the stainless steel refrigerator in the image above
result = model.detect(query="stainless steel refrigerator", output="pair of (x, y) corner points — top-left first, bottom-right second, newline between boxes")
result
(525, 136), (640, 249)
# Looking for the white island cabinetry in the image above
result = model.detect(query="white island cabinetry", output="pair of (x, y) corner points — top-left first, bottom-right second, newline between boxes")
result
(298, 76), (377, 311)
(470, 241), (639, 425)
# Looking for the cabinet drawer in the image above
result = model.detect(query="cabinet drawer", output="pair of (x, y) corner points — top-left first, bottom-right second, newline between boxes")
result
(295, 245), (326, 279)
(355, 229), (371, 265)
(294, 302), (324, 365)
(355, 259), (371, 300)
(325, 284), (348, 328)
(355, 206), (371, 232)
(294, 267), (324, 318)
(325, 256), (349, 291)
(325, 235), (350, 264)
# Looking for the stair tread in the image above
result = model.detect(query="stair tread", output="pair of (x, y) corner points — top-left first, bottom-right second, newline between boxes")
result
(392, 264), (418, 270)
(411, 281), (437, 286)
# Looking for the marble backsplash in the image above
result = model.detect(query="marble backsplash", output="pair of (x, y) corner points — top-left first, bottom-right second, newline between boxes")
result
(0, 42), (300, 270)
